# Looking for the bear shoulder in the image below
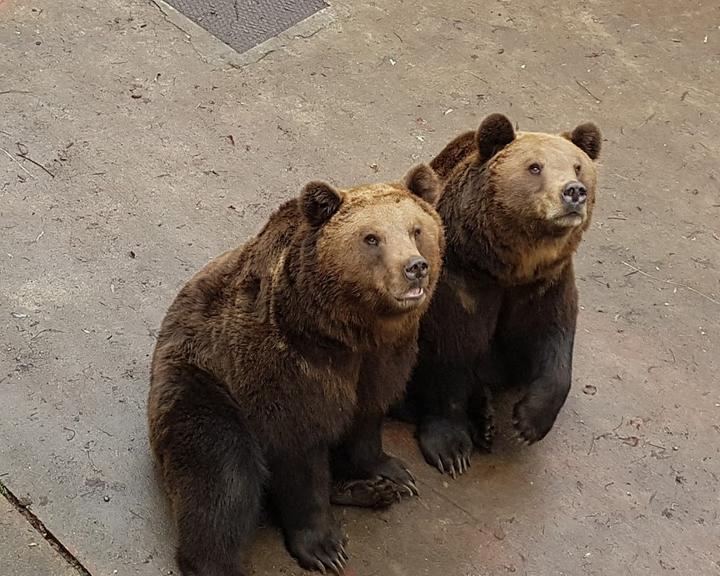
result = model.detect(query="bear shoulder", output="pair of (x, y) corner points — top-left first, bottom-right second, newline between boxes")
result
(239, 198), (301, 282)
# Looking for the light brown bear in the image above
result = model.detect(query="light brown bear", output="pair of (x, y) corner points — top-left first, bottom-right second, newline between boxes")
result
(397, 113), (601, 475)
(148, 165), (444, 575)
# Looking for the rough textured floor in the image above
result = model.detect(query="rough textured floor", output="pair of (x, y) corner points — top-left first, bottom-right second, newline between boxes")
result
(1, 0), (719, 575)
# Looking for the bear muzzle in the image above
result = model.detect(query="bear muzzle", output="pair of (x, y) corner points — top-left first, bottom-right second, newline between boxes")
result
(561, 181), (588, 210)
(549, 180), (589, 227)
(404, 256), (429, 281)
(395, 256), (431, 306)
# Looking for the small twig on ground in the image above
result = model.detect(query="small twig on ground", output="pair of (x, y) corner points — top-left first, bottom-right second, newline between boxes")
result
(16, 147), (55, 178)
(30, 328), (64, 341)
(467, 70), (489, 84)
(622, 261), (719, 306)
(639, 112), (656, 127)
(1, 147), (34, 178)
(575, 79), (602, 102)
(587, 435), (597, 455)
(0, 90), (32, 95)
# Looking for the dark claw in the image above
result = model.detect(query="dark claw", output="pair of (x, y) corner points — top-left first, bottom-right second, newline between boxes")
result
(450, 463), (456, 479)
(437, 458), (445, 474)
(330, 559), (344, 575)
(315, 560), (327, 574)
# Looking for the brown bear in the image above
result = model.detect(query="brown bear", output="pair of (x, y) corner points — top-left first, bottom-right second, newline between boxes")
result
(397, 113), (601, 476)
(147, 164), (444, 575)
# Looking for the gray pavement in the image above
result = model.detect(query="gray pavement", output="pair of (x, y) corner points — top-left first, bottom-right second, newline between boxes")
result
(0, 493), (82, 576)
(1, 0), (719, 575)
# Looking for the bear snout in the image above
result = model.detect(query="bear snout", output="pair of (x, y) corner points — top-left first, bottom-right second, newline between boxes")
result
(404, 256), (429, 281)
(561, 181), (588, 210)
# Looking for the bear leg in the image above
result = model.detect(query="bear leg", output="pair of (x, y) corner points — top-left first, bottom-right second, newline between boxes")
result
(498, 268), (578, 443)
(413, 360), (476, 477)
(468, 384), (495, 453)
(331, 411), (417, 507)
(152, 365), (267, 576)
(271, 445), (349, 575)
(504, 326), (574, 444)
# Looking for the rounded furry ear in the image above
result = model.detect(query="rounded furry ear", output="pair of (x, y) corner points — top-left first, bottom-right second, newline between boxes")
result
(404, 163), (441, 204)
(301, 181), (342, 226)
(565, 123), (601, 160)
(476, 113), (515, 162)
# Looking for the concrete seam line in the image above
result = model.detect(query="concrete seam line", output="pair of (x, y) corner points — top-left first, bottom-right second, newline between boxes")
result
(0, 480), (93, 576)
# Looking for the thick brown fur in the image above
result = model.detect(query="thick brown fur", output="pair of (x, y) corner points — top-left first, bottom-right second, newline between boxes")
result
(399, 113), (601, 476)
(148, 165), (443, 575)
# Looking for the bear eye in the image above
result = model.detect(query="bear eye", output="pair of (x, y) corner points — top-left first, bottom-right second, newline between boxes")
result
(413, 227), (422, 238)
(574, 163), (582, 175)
(364, 234), (379, 246)
(528, 163), (543, 175)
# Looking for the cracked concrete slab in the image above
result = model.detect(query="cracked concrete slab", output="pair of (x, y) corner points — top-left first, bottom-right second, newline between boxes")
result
(1, 0), (719, 575)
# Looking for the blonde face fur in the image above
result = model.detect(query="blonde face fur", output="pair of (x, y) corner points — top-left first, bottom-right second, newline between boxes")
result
(491, 131), (598, 231)
(316, 183), (444, 315)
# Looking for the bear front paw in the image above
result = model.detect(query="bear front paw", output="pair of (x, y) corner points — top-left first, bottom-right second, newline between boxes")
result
(512, 392), (562, 444)
(331, 456), (418, 508)
(418, 419), (473, 478)
(372, 455), (419, 497)
(331, 476), (405, 509)
(287, 521), (348, 575)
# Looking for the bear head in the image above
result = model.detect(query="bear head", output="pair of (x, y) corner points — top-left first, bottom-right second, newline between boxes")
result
(475, 113), (601, 236)
(299, 164), (444, 320)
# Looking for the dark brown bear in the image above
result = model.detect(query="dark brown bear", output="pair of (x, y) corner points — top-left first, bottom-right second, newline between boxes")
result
(147, 165), (444, 575)
(398, 113), (601, 476)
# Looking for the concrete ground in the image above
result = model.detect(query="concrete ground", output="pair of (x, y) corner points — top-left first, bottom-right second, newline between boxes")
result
(0, 494), (82, 576)
(1, 0), (719, 575)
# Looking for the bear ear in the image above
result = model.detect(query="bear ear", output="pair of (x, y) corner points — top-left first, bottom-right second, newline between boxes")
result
(404, 163), (441, 204)
(564, 122), (601, 160)
(301, 181), (343, 226)
(476, 113), (515, 162)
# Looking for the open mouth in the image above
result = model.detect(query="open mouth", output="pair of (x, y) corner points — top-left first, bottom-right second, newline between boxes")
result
(396, 286), (425, 302)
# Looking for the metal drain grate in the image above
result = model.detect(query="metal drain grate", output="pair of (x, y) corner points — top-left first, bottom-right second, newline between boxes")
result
(163, 0), (328, 54)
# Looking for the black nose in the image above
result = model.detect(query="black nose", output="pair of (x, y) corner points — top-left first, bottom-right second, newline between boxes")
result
(404, 256), (429, 280)
(562, 181), (587, 206)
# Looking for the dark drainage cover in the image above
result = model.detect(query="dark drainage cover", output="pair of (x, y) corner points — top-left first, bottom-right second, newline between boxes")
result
(164, 0), (328, 54)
